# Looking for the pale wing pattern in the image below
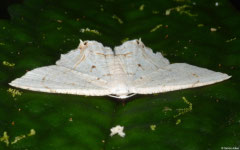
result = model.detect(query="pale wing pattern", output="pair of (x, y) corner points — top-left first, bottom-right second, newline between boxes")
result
(132, 63), (231, 94)
(114, 39), (169, 80)
(9, 65), (111, 96)
(56, 40), (114, 81)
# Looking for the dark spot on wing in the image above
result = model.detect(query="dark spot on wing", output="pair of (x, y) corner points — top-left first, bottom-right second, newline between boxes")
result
(90, 65), (96, 72)
(192, 73), (199, 77)
(137, 64), (144, 70)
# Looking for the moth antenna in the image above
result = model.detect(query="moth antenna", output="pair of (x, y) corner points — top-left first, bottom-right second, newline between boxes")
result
(139, 38), (142, 43)
(78, 39), (86, 49)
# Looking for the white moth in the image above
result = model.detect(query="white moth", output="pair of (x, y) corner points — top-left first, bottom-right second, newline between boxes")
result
(9, 39), (231, 99)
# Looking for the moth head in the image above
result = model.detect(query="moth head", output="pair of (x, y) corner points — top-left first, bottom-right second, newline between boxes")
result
(108, 85), (136, 99)
(78, 39), (88, 49)
(136, 38), (142, 44)
(108, 93), (136, 99)
(78, 40), (108, 53)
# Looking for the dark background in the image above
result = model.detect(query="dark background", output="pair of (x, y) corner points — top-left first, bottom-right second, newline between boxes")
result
(0, 0), (240, 19)
(0, 0), (24, 19)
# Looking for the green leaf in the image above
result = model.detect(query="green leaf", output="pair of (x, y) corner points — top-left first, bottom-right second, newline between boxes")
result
(0, 0), (240, 149)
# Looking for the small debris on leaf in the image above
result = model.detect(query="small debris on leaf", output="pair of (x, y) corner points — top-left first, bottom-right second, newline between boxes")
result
(11, 121), (15, 126)
(7, 88), (22, 98)
(11, 129), (36, 145)
(139, 4), (145, 11)
(150, 24), (163, 32)
(110, 125), (125, 137)
(28, 129), (36, 136)
(80, 28), (101, 35)
(176, 119), (181, 125)
(100, 5), (104, 11)
(112, 15), (123, 24)
(210, 28), (217, 32)
(226, 37), (236, 43)
(197, 24), (204, 27)
(166, 5), (197, 17)
(162, 106), (172, 114)
(57, 27), (62, 30)
(174, 97), (192, 118)
(3, 61), (15, 67)
(0, 132), (9, 146)
(11, 135), (26, 144)
(56, 20), (62, 23)
(152, 10), (159, 14)
(150, 125), (156, 131)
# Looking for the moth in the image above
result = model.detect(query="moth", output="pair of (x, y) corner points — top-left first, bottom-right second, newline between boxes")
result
(9, 39), (231, 99)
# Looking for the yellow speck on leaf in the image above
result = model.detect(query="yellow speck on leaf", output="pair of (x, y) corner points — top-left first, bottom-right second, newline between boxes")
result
(166, 5), (197, 17)
(197, 24), (204, 27)
(56, 20), (62, 23)
(57, 27), (62, 30)
(112, 15), (123, 24)
(162, 106), (172, 114)
(3, 61), (15, 67)
(27, 129), (36, 136)
(226, 37), (236, 43)
(139, 4), (145, 11)
(11, 129), (36, 144)
(100, 5), (104, 11)
(12, 129), (36, 144)
(174, 97), (192, 118)
(152, 10), (159, 14)
(162, 106), (172, 112)
(150, 125), (156, 131)
(176, 119), (181, 125)
(150, 24), (163, 32)
(80, 28), (101, 35)
(1, 129), (36, 146)
(0, 132), (9, 146)
(7, 88), (22, 98)
(0, 42), (5, 45)
(11, 135), (26, 144)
